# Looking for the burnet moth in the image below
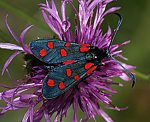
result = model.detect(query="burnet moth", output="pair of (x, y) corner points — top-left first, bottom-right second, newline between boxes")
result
(29, 13), (136, 99)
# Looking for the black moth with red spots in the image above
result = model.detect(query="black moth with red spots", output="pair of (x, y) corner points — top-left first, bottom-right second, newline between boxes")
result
(30, 39), (108, 99)
(29, 14), (135, 99)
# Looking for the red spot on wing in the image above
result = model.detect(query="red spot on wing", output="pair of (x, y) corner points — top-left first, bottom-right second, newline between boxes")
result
(39, 49), (47, 57)
(74, 75), (80, 81)
(86, 66), (97, 75)
(84, 62), (94, 69)
(80, 47), (90, 52)
(47, 79), (54, 87)
(48, 42), (54, 48)
(66, 68), (72, 77)
(65, 42), (70, 47)
(59, 82), (65, 89)
(80, 43), (90, 46)
(60, 48), (67, 57)
(62, 60), (75, 65)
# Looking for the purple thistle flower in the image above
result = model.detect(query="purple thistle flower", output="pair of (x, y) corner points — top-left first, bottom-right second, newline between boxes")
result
(0, 0), (135, 122)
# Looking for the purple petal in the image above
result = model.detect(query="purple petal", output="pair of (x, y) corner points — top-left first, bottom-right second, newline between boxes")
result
(40, 0), (72, 40)
(5, 15), (32, 54)
(61, 0), (67, 21)
(5, 15), (20, 43)
(72, 96), (78, 122)
(51, 0), (58, 15)
(19, 25), (33, 44)
(2, 51), (21, 75)
(88, 0), (102, 12)
(97, 108), (114, 122)
(29, 105), (34, 122)
(5, 69), (14, 82)
(41, 6), (61, 24)
(41, 10), (62, 39)
(44, 110), (51, 122)
(103, 7), (121, 17)
(21, 44), (32, 54)
(22, 108), (30, 122)
(120, 73), (131, 81)
(0, 88), (16, 99)
(20, 94), (37, 101)
(104, 0), (114, 4)
(0, 43), (23, 51)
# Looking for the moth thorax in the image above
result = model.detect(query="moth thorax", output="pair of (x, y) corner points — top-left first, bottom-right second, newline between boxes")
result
(86, 46), (108, 64)
(85, 52), (96, 61)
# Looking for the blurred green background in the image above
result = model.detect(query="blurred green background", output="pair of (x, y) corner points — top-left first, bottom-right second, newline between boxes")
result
(0, 0), (150, 122)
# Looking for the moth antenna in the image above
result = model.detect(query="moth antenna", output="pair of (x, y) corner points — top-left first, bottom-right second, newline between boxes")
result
(111, 56), (136, 87)
(108, 13), (123, 50)
(107, 13), (136, 87)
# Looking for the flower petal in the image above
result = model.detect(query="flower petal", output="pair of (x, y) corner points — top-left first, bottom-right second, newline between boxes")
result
(19, 25), (33, 44)
(22, 108), (30, 122)
(2, 51), (21, 75)
(41, 10), (62, 39)
(103, 7), (121, 17)
(97, 108), (114, 122)
(0, 43), (23, 51)
(5, 15), (20, 43)
(72, 96), (78, 122)
(44, 110), (51, 122)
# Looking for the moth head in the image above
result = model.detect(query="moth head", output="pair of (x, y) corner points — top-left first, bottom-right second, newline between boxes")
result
(86, 46), (108, 63)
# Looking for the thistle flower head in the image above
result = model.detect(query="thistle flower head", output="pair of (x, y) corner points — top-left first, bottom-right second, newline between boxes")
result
(0, 0), (135, 122)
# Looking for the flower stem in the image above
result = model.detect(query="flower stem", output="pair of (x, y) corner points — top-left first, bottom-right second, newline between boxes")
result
(134, 70), (150, 80)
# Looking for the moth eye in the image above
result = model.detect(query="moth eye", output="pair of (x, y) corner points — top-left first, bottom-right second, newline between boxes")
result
(95, 56), (97, 58)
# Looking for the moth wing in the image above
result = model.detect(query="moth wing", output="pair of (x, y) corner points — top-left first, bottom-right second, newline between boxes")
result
(42, 60), (97, 99)
(30, 39), (90, 64)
